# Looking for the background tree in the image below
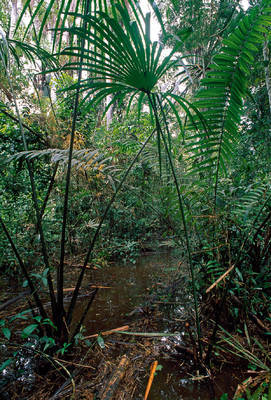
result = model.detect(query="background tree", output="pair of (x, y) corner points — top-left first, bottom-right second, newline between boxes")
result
(158, 0), (245, 92)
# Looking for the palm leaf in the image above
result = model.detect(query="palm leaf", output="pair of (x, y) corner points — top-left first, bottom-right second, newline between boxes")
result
(45, 5), (179, 122)
(186, 0), (271, 202)
(0, 28), (57, 72)
(15, 0), (163, 51)
(6, 148), (116, 174)
(233, 183), (271, 226)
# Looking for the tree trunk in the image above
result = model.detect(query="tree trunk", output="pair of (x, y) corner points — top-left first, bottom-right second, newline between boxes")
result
(263, 37), (271, 116)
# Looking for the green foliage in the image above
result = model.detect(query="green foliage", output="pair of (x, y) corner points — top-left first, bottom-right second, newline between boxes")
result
(55, 4), (178, 119)
(188, 0), (271, 198)
(97, 334), (105, 349)
(56, 342), (71, 355)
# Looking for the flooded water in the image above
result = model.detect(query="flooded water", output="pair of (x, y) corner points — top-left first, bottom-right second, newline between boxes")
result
(75, 251), (238, 400)
(77, 250), (185, 334)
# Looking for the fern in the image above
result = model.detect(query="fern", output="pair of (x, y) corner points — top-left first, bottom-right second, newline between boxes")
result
(186, 0), (271, 203)
(206, 260), (225, 282)
(233, 184), (270, 226)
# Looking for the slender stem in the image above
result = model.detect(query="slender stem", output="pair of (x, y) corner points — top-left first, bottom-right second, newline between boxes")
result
(66, 128), (156, 325)
(263, 37), (271, 116)
(28, 3), (60, 224)
(0, 45), (58, 326)
(0, 216), (51, 335)
(252, 209), (271, 243)
(57, 0), (91, 338)
(40, 162), (59, 220)
(70, 288), (98, 344)
(0, 108), (46, 144)
(149, 92), (202, 360)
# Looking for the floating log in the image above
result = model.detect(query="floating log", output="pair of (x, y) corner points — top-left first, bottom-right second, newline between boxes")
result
(90, 285), (112, 289)
(99, 355), (130, 400)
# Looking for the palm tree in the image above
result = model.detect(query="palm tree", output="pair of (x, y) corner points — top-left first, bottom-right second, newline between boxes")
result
(6, 0), (201, 349)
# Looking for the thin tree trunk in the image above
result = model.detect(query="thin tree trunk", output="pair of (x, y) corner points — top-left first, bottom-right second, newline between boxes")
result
(0, 217), (51, 335)
(263, 37), (271, 116)
(11, 0), (18, 28)
(1, 50), (58, 326)
(57, 0), (91, 340)
(106, 91), (113, 128)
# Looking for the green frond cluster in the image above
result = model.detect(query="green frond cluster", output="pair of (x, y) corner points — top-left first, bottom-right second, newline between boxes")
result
(17, 0), (149, 50)
(0, 31), (57, 72)
(58, 5), (177, 115)
(186, 0), (271, 196)
(7, 148), (115, 174)
(218, 325), (271, 371)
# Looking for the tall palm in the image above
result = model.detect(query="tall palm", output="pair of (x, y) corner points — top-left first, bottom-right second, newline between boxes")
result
(52, 0), (271, 354)
(53, 0), (201, 337)
(11, 0), (201, 347)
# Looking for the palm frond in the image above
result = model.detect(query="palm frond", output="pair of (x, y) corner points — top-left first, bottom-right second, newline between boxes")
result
(57, 7), (177, 99)
(217, 325), (271, 371)
(186, 0), (271, 201)
(233, 183), (270, 226)
(8, 39), (57, 68)
(6, 148), (116, 174)
(0, 29), (57, 72)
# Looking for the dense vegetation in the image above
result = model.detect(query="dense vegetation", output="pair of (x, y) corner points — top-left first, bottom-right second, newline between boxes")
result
(0, 0), (270, 398)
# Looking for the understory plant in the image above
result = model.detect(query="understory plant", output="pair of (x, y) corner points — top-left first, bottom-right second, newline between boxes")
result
(217, 325), (271, 400)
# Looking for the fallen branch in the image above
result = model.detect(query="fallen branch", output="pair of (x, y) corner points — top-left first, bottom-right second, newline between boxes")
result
(116, 331), (180, 337)
(0, 290), (31, 311)
(90, 285), (111, 289)
(53, 286), (111, 294)
(54, 288), (75, 293)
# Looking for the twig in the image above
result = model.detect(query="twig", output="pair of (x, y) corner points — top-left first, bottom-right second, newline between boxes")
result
(54, 358), (95, 370)
(206, 265), (235, 294)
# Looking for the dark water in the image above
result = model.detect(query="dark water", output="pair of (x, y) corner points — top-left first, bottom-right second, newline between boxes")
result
(75, 251), (239, 400)
(77, 250), (184, 334)
(139, 361), (240, 400)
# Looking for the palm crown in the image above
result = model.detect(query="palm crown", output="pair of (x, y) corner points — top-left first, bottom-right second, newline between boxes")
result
(56, 5), (179, 116)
